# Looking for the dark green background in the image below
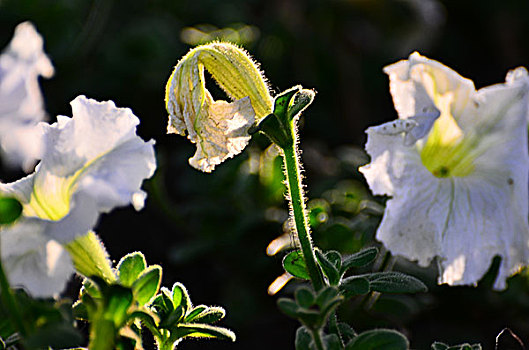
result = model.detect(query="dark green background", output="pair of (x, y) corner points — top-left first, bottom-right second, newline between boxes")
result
(1, 0), (529, 349)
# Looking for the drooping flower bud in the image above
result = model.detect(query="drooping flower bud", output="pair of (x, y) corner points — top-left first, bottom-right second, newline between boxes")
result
(165, 42), (273, 172)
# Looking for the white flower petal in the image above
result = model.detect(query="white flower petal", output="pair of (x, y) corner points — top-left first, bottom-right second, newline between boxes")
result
(362, 53), (529, 289)
(0, 22), (53, 170)
(1, 218), (74, 298)
(1, 96), (156, 244)
(188, 96), (255, 172)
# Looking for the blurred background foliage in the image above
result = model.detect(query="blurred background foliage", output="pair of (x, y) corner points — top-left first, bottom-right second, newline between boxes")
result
(1, 0), (529, 349)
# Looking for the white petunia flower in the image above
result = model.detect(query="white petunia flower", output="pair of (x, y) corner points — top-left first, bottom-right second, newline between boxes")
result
(360, 52), (529, 289)
(0, 95), (156, 297)
(0, 21), (54, 171)
(165, 42), (272, 172)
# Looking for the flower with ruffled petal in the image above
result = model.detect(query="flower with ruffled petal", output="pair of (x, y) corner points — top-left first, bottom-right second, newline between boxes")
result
(165, 42), (272, 172)
(0, 21), (54, 171)
(360, 52), (529, 289)
(0, 95), (156, 297)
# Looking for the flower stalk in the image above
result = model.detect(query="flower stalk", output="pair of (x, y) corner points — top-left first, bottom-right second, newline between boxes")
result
(257, 86), (324, 292)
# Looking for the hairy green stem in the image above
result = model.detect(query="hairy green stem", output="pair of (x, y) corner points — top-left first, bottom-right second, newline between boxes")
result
(282, 143), (325, 292)
(311, 329), (325, 350)
(0, 258), (27, 337)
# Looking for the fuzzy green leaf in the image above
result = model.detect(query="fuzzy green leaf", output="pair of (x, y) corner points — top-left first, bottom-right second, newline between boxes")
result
(341, 247), (378, 273)
(361, 272), (427, 294)
(184, 305), (208, 322)
(132, 265), (162, 305)
(287, 89), (315, 121)
(315, 250), (340, 285)
(104, 285), (133, 326)
(277, 298), (300, 319)
(295, 287), (315, 309)
(189, 307), (226, 324)
(117, 252), (146, 287)
(295, 326), (312, 350)
(340, 276), (370, 297)
(172, 282), (192, 314)
(283, 251), (310, 280)
(346, 329), (409, 350)
(168, 324), (236, 343)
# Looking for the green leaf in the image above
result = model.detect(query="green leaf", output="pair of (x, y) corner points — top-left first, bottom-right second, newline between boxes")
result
(117, 252), (147, 287)
(315, 286), (340, 309)
(277, 298), (300, 319)
(150, 288), (174, 320)
(172, 282), (192, 314)
(315, 250), (340, 285)
(339, 277), (370, 298)
(184, 305), (208, 322)
(0, 197), (22, 225)
(346, 329), (409, 350)
(129, 310), (161, 339)
(283, 251), (310, 280)
(341, 247), (379, 273)
(323, 334), (342, 350)
(168, 324), (236, 343)
(295, 326), (312, 350)
(189, 306), (226, 324)
(159, 305), (184, 329)
(361, 272), (427, 294)
(337, 322), (356, 344)
(132, 265), (162, 305)
(295, 287), (315, 309)
(0, 337), (4, 350)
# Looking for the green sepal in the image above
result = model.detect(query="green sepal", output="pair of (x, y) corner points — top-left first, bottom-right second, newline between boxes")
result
(315, 250), (340, 285)
(254, 113), (292, 148)
(129, 310), (161, 339)
(273, 85), (301, 119)
(0, 197), (22, 225)
(131, 265), (162, 306)
(283, 250), (310, 280)
(341, 247), (378, 274)
(287, 89), (315, 121)
(117, 252), (147, 287)
(345, 329), (409, 350)
(360, 272), (427, 294)
(339, 276), (370, 298)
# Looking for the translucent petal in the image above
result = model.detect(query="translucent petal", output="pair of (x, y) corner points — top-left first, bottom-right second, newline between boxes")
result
(0, 22), (53, 170)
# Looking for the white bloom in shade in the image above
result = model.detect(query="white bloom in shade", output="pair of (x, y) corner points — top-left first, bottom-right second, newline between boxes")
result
(360, 52), (529, 289)
(0, 21), (54, 171)
(0, 95), (156, 297)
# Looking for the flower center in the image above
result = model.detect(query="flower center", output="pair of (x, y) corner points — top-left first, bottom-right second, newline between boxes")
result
(419, 95), (475, 178)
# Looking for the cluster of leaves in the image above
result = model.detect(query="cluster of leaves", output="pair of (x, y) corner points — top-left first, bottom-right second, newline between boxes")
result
(73, 252), (234, 350)
(278, 247), (427, 349)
